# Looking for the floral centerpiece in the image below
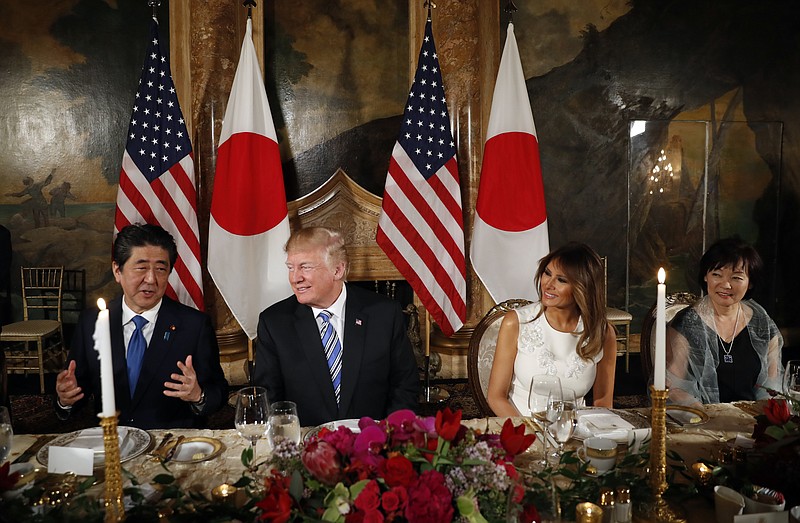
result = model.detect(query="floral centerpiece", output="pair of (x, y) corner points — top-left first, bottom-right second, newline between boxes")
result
(746, 391), (800, 507)
(690, 390), (800, 509)
(255, 407), (541, 522)
(0, 407), (658, 522)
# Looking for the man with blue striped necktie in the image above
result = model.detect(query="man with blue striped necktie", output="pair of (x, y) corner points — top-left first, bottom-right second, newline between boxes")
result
(254, 226), (419, 427)
(54, 224), (228, 429)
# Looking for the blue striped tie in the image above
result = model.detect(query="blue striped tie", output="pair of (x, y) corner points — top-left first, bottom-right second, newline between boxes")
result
(318, 310), (342, 404)
(127, 315), (148, 396)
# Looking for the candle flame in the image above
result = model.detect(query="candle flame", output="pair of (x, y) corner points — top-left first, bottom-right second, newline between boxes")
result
(658, 267), (666, 284)
(97, 298), (107, 311)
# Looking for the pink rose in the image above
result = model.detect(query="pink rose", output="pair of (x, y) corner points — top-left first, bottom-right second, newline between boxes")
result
(301, 440), (344, 486)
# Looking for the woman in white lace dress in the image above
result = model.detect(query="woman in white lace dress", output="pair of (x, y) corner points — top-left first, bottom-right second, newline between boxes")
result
(487, 243), (617, 416)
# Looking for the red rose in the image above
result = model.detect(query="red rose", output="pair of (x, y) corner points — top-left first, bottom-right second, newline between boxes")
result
(435, 407), (462, 441)
(500, 418), (536, 457)
(362, 509), (385, 523)
(380, 455), (417, 487)
(764, 398), (791, 425)
(302, 440), (344, 486)
(383, 486), (408, 514)
(256, 474), (294, 523)
(355, 480), (382, 512)
(405, 470), (454, 523)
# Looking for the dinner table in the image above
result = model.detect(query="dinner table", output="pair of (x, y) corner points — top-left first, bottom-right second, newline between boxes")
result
(4, 401), (768, 522)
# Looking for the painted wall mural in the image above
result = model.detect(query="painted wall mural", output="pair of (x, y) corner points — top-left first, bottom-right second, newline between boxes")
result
(0, 0), (154, 325)
(2, 0), (799, 338)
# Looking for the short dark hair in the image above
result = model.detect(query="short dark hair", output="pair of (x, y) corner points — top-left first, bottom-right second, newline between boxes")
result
(113, 224), (178, 270)
(698, 237), (763, 297)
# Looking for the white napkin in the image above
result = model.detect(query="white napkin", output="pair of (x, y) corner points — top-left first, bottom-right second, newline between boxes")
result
(575, 409), (634, 442)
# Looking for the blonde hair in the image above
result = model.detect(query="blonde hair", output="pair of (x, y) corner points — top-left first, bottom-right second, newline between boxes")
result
(285, 226), (349, 277)
(533, 242), (607, 359)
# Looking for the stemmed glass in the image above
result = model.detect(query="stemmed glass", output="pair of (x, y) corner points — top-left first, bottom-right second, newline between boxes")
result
(783, 360), (800, 414)
(529, 375), (562, 466)
(0, 407), (12, 463)
(549, 387), (577, 461)
(235, 386), (270, 467)
(267, 400), (301, 448)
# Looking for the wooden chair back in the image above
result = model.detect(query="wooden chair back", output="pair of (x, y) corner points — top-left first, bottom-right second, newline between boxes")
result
(467, 299), (532, 417)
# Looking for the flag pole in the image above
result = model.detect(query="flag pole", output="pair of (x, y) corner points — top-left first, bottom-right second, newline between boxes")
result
(148, 0), (159, 19)
(243, 0), (256, 19)
(418, 308), (449, 404)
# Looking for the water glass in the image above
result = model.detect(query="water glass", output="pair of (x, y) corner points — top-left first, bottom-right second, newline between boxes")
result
(0, 406), (12, 463)
(234, 386), (269, 463)
(550, 388), (577, 458)
(267, 401), (301, 447)
(529, 375), (562, 466)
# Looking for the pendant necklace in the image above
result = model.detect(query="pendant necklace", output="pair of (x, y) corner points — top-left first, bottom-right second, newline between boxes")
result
(714, 304), (740, 364)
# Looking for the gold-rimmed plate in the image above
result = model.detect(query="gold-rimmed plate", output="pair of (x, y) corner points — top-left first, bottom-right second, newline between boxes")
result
(168, 437), (224, 464)
(666, 405), (709, 426)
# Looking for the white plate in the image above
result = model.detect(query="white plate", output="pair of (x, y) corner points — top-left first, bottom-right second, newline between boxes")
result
(328, 419), (361, 432)
(169, 437), (224, 464)
(304, 418), (362, 442)
(37, 426), (152, 469)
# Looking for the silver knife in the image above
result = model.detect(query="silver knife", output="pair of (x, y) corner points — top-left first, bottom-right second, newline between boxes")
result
(12, 435), (56, 464)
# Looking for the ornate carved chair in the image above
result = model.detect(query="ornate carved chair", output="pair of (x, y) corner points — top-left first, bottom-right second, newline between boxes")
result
(640, 292), (699, 384)
(467, 299), (532, 417)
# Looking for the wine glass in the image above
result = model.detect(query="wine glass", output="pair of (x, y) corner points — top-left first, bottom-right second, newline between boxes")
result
(235, 387), (269, 466)
(0, 407), (12, 463)
(529, 375), (562, 466)
(267, 400), (301, 448)
(549, 388), (577, 461)
(783, 360), (800, 414)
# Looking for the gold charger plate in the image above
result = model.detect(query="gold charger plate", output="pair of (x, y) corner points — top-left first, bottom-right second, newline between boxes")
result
(169, 436), (224, 464)
(666, 405), (709, 426)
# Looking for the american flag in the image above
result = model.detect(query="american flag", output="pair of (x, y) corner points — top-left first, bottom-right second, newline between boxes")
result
(377, 19), (466, 336)
(114, 18), (204, 310)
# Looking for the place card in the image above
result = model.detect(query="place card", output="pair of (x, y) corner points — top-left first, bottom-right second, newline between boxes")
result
(48, 446), (94, 476)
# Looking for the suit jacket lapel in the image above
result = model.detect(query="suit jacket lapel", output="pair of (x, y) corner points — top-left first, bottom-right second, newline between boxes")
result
(295, 304), (339, 416)
(339, 287), (366, 415)
(130, 298), (177, 407)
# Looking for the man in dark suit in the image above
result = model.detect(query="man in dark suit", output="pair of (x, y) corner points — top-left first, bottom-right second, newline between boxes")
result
(254, 227), (419, 427)
(55, 224), (228, 429)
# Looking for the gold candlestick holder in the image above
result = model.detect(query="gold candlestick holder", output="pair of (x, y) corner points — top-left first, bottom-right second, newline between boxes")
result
(99, 413), (125, 522)
(639, 386), (685, 523)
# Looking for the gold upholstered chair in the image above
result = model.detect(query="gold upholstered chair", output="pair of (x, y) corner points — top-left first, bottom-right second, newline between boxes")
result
(1, 267), (66, 393)
(467, 299), (532, 417)
(602, 257), (634, 372)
